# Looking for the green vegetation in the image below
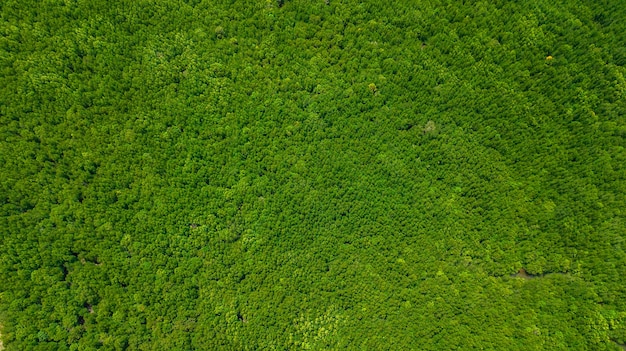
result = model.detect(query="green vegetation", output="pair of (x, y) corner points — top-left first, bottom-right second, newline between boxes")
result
(1, 0), (626, 349)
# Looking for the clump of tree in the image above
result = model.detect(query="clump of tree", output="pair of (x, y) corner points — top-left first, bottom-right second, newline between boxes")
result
(1, 0), (625, 350)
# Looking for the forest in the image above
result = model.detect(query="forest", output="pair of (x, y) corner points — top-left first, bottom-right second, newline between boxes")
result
(1, 0), (626, 349)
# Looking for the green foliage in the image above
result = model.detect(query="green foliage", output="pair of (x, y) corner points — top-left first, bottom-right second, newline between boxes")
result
(1, 0), (626, 349)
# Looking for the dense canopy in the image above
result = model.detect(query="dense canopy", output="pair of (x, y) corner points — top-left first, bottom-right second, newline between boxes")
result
(1, 0), (626, 350)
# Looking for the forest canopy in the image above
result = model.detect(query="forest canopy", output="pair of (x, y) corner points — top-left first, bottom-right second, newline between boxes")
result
(1, 0), (626, 350)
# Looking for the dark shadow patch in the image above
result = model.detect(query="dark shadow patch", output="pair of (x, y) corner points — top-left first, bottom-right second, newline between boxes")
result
(510, 268), (569, 280)
(398, 123), (414, 131)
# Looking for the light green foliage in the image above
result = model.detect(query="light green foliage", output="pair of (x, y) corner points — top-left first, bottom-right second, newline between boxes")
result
(1, 0), (626, 350)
